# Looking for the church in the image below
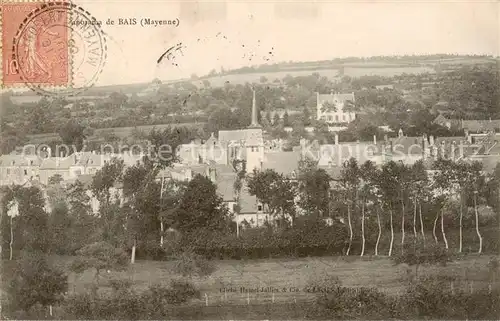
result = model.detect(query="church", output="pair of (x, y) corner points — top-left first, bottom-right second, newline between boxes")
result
(176, 88), (265, 171)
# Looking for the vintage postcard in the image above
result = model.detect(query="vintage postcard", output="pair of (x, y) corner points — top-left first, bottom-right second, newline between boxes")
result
(0, 0), (499, 319)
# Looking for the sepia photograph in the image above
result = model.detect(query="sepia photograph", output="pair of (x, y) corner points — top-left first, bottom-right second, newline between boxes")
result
(0, 0), (499, 319)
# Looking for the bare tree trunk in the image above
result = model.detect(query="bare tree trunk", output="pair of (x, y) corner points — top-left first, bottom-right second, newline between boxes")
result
(9, 216), (13, 261)
(131, 238), (136, 264)
(433, 210), (439, 244)
(389, 207), (394, 256)
(375, 207), (381, 256)
(441, 208), (449, 249)
(419, 202), (425, 247)
(459, 193), (463, 253)
(160, 219), (164, 246)
(474, 193), (483, 254)
(401, 198), (405, 253)
(360, 200), (365, 257)
(413, 197), (417, 243)
(347, 203), (353, 256)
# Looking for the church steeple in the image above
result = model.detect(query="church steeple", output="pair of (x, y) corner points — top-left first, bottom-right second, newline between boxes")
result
(248, 87), (261, 129)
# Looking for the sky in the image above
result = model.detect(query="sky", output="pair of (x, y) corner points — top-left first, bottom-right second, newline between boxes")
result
(5, 0), (500, 87)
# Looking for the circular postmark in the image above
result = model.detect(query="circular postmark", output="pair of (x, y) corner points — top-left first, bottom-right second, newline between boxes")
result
(12, 2), (107, 97)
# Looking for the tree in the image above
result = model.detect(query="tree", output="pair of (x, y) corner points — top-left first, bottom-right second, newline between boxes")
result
(172, 174), (231, 233)
(283, 111), (290, 127)
(359, 160), (378, 257)
(8, 252), (67, 315)
(66, 181), (95, 252)
(48, 174), (63, 185)
(302, 106), (312, 126)
(409, 160), (428, 246)
(91, 158), (125, 205)
(159, 179), (187, 246)
(298, 158), (331, 218)
(265, 111), (272, 125)
(273, 112), (280, 126)
(122, 162), (161, 263)
(48, 203), (73, 255)
(28, 104), (53, 134)
(58, 119), (86, 152)
(259, 75), (268, 83)
(339, 158), (361, 255)
(378, 161), (401, 256)
(70, 241), (128, 293)
(432, 159), (455, 250)
(247, 169), (297, 226)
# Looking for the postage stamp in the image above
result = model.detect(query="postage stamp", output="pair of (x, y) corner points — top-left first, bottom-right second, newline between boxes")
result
(1, 1), (106, 96)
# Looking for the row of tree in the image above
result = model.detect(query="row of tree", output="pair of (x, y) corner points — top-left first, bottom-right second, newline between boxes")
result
(247, 158), (500, 256)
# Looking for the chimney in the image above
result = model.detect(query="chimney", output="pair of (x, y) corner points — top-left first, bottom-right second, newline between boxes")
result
(373, 135), (377, 145)
(334, 133), (339, 145)
(248, 87), (261, 129)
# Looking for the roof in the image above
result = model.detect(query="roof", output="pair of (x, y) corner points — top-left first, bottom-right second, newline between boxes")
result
(462, 120), (500, 132)
(316, 142), (386, 165)
(391, 136), (425, 155)
(466, 155), (500, 173)
(218, 128), (264, 146)
(318, 93), (355, 103)
(0, 154), (43, 167)
(216, 174), (237, 202)
(239, 184), (258, 214)
(262, 151), (302, 176)
(64, 174), (94, 189)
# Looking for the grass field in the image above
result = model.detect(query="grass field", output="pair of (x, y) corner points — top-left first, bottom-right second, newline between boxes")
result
(194, 65), (435, 87)
(26, 122), (203, 144)
(42, 254), (497, 306)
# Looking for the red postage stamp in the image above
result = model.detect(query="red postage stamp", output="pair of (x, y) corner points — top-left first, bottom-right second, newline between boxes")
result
(2, 1), (69, 87)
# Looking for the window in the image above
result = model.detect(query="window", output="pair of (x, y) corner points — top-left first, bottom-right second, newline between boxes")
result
(343, 115), (346, 121)
(328, 116), (333, 122)
(257, 205), (263, 212)
(335, 115), (339, 122)
(6, 169), (10, 175)
(30, 160), (34, 165)
(24, 169), (27, 175)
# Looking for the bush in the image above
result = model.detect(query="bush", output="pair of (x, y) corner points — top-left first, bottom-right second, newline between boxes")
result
(6, 251), (67, 314)
(173, 251), (216, 277)
(314, 286), (397, 319)
(392, 242), (454, 276)
(402, 275), (500, 319)
(63, 280), (200, 319)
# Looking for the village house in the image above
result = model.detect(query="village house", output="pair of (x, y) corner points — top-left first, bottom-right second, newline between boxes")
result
(316, 91), (356, 124)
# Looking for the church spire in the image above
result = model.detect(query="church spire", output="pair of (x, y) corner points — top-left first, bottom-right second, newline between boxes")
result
(249, 86), (261, 128)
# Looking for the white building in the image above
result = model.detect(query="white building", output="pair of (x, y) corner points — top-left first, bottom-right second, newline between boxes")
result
(316, 92), (356, 124)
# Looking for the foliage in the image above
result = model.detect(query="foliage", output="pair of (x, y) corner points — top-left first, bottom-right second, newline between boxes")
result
(90, 157), (125, 203)
(172, 174), (232, 233)
(58, 119), (86, 152)
(62, 281), (200, 319)
(172, 251), (216, 277)
(70, 242), (129, 277)
(298, 159), (331, 217)
(392, 242), (454, 276)
(7, 251), (67, 313)
(247, 169), (298, 224)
